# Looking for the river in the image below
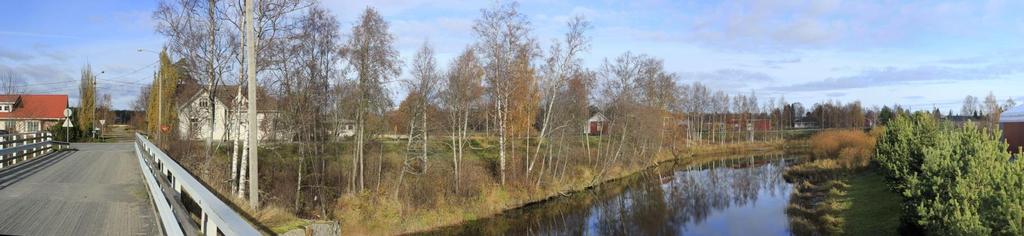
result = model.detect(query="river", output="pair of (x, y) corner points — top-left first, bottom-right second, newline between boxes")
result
(425, 153), (800, 236)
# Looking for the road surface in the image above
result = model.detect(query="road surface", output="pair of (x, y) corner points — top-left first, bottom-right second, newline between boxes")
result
(0, 143), (159, 235)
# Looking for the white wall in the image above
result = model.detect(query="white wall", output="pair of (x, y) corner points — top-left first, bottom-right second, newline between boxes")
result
(177, 90), (273, 142)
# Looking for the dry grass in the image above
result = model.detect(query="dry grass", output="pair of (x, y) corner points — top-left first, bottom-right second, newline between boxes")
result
(808, 129), (876, 169)
(784, 128), (884, 235)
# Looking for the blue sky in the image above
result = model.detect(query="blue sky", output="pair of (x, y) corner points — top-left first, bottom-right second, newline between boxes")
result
(1, 0), (1022, 111)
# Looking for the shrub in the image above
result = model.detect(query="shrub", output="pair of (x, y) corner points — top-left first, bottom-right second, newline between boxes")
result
(875, 112), (1024, 235)
(808, 129), (876, 169)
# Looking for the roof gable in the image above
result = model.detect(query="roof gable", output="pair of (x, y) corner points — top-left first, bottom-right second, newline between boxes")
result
(0, 94), (68, 119)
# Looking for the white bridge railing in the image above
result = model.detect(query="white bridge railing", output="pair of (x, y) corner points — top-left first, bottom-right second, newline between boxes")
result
(0, 132), (70, 169)
(134, 133), (262, 236)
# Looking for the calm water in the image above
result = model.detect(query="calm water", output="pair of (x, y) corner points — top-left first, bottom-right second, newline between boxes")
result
(427, 154), (797, 236)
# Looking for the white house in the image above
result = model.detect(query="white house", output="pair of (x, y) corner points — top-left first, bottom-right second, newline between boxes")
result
(176, 86), (276, 142)
(334, 119), (356, 138)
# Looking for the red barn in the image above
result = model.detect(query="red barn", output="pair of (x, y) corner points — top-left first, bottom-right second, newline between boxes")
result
(1001, 105), (1024, 153)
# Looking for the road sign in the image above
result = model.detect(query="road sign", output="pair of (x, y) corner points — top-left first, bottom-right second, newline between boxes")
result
(160, 124), (171, 133)
(63, 108), (72, 118)
(99, 119), (106, 126)
(62, 119), (74, 128)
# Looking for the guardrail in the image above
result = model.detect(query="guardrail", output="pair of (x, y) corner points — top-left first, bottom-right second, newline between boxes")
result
(0, 132), (70, 169)
(134, 133), (261, 236)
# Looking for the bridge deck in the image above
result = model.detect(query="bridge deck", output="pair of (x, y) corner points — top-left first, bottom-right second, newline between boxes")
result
(0, 143), (159, 235)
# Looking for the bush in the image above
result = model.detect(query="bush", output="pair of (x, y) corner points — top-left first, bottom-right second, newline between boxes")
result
(875, 112), (1024, 235)
(808, 129), (876, 169)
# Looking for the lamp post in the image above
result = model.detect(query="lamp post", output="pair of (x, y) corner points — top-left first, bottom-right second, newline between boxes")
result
(138, 49), (162, 145)
(95, 71), (102, 139)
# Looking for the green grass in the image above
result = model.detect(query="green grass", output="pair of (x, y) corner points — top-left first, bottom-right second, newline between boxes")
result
(841, 168), (900, 235)
(270, 219), (309, 234)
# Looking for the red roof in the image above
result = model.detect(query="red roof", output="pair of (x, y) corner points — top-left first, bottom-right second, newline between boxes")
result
(0, 94), (68, 120)
(0, 95), (19, 103)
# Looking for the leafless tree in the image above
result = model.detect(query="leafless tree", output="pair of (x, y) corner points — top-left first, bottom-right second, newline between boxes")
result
(594, 52), (675, 179)
(984, 92), (1000, 130)
(441, 48), (484, 193)
(271, 3), (344, 214)
(395, 41), (440, 199)
(962, 95), (979, 116)
(528, 15), (590, 180)
(344, 7), (401, 193)
(0, 70), (24, 94)
(155, 0), (235, 174)
(473, 1), (536, 185)
(215, 0), (311, 198)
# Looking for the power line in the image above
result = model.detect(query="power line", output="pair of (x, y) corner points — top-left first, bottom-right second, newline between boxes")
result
(12, 79), (79, 88)
(101, 60), (160, 82)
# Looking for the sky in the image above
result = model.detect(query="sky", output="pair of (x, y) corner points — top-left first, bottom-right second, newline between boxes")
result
(1, 0), (1022, 112)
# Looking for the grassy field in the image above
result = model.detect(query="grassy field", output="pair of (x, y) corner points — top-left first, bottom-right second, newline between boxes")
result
(841, 168), (900, 236)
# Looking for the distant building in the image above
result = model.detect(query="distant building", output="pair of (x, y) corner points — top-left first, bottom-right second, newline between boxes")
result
(0, 94), (68, 133)
(793, 117), (818, 129)
(1000, 105), (1024, 153)
(753, 119), (771, 131)
(334, 119), (356, 138)
(584, 112), (608, 135)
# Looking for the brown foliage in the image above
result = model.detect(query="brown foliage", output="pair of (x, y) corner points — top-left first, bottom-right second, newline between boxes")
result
(809, 129), (876, 169)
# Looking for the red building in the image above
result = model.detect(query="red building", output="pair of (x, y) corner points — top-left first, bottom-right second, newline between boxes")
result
(1001, 105), (1024, 153)
(0, 94), (69, 133)
(754, 119), (772, 131)
(585, 112), (608, 135)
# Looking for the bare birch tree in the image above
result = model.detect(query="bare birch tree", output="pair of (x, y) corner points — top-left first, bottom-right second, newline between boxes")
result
(528, 15), (590, 179)
(345, 7), (400, 193)
(394, 41), (440, 199)
(442, 48), (484, 193)
(473, 1), (536, 185)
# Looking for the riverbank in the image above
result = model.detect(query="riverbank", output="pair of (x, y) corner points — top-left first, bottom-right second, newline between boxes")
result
(841, 169), (900, 235)
(782, 129), (901, 235)
(165, 136), (798, 235)
(401, 139), (796, 235)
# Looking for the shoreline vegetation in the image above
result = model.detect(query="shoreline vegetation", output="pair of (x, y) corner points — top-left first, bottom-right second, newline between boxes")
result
(168, 136), (797, 234)
(785, 112), (1024, 236)
(782, 129), (894, 235)
(408, 140), (798, 235)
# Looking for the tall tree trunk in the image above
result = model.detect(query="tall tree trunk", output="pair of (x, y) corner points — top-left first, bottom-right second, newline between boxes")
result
(230, 87), (242, 194)
(205, 0), (218, 177)
(237, 117), (249, 198)
(497, 98), (507, 186)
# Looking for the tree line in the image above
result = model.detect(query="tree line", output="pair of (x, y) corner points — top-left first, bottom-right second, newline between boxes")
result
(141, 0), (883, 220)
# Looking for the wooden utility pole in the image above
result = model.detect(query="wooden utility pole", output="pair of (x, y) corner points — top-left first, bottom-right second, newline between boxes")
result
(244, 0), (259, 209)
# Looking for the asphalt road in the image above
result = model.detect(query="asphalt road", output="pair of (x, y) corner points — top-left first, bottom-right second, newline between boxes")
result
(0, 143), (159, 236)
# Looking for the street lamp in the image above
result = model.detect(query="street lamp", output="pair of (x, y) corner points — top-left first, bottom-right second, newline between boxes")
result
(95, 71), (102, 139)
(138, 49), (162, 145)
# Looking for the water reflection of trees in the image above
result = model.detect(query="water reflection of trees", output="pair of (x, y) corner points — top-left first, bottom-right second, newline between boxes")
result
(659, 154), (791, 232)
(430, 154), (793, 235)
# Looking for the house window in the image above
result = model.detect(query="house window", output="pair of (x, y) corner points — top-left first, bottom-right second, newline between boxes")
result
(0, 105), (10, 112)
(4, 120), (14, 132)
(199, 100), (209, 108)
(27, 121), (40, 132)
